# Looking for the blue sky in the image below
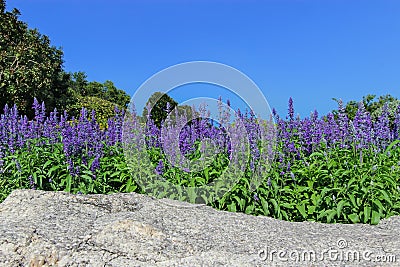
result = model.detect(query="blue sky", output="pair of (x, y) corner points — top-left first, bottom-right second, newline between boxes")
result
(6, 0), (400, 119)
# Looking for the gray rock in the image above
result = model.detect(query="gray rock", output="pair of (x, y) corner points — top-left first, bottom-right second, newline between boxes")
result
(0, 189), (399, 267)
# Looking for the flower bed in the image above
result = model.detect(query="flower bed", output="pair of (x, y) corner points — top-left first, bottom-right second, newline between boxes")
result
(0, 97), (399, 225)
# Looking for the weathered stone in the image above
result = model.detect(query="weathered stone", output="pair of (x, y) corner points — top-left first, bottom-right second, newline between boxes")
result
(0, 189), (398, 266)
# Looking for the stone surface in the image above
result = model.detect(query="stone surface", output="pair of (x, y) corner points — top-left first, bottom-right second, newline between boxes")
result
(0, 189), (399, 266)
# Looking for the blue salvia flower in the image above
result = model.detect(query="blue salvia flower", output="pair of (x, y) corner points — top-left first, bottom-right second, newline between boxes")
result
(373, 103), (391, 149)
(336, 99), (350, 148)
(155, 159), (164, 175)
(17, 115), (29, 148)
(352, 102), (373, 149)
(32, 98), (41, 123)
(310, 110), (324, 152)
(5, 104), (19, 154)
(393, 104), (400, 140)
(253, 193), (260, 202)
(288, 97), (294, 121)
(299, 118), (312, 155)
(15, 159), (21, 173)
(324, 113), (339, 148)
(28, 175), (36, 190)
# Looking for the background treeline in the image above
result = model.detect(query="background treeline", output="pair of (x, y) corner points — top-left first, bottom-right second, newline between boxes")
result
(0, 0), (399, 129)
(0, 0), (130, 128)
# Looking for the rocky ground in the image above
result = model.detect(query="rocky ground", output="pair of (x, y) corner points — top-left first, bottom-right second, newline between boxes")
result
(0, 189), (399, 266)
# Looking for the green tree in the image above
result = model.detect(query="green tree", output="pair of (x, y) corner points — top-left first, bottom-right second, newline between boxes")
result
(142, 92), (178, 128)
(67, 72), (130, 115)
(332, 94), (399, 124)
(141, 91), (201, 128)
(0, 0), (72, 118)
(101, 80), (130, 109)
(68, 71), (88, 97)
(66, 96), (122, 130)
(80, 79), (130, 109)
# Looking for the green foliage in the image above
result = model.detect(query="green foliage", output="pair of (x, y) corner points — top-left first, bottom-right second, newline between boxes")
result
(332, 94), (399, 121)
(141, 91), (199, 128)
(0, 0), (72, 119)
(0, 1), (130, 119)
(371, 99), (400, 129)
(67, 72), (130, 114)
(238, 140), (400, 225)
(84, 80), (130, 109)
(68, 71), (88, 98)
(66, 96), (121, 129)
(142, 92), (178, 128)
(0, 125), (399, 225)
(0, 138), (143, 203)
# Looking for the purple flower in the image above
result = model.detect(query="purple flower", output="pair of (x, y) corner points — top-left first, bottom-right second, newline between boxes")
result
(155, 159), (164, 175)
(288, 97), (294, 121)
(15, 160), (21, 173)
(336, 99), (350, 148)
(352, 102), (373, 149)
(28, 175), (36, 190)
(394, 104), (400, 140)
(253, 193), (260, 202)
(373, 103), (392, 148)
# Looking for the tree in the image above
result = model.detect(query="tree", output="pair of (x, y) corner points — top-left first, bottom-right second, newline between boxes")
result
(141, 91), (201, 129)
(67, 96), (122, 130)
(68, 71), (88, 97)
(73, 78), (130, 109)
(142, 92), (179, 128)
(332, 94), (399, 122)
(0, 0), (72, 118)
(100, 80), (130, 109)
(66, 73), (130, 124)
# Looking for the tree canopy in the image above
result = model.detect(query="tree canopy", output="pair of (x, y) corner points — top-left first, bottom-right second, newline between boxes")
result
(331, 94), (399, 123)
(141, 92), (199, 128)
(0, 0), (130, 122)
(0, 0), (72, 118)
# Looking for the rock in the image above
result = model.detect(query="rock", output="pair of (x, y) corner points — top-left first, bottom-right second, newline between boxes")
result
(0, 189), (398, 266)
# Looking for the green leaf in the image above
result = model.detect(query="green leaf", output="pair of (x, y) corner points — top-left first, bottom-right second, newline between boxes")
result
(227, 203), (236, 212)
(384, 140), (400, 155)
(371, 210), (381, 225)
(348, 213), (360, 223)
(372, 199), (384, 212)
(261, 199), (269, 215)
(296, 203), (307, 218)
(307, 205), (316, 215)
(281, 202), (294, 209)
(336, 200), (348, 218)
(349, 194), (358, 208)
(363, 206), (371, 224)
(327, 209), (337, 223)
(379, 189), (393, 206)
(245, 205), (254, 214)
(270, 199), (279, 213)
(43, 160), (53, 169)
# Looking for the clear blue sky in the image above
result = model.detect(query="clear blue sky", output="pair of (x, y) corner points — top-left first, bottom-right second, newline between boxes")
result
(6, 0), (400, 119)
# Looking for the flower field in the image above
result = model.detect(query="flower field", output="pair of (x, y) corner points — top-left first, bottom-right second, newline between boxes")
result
(0, 97), (399, 225)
